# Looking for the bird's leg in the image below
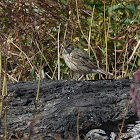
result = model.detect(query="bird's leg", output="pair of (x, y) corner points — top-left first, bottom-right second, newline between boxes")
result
(78, 75), (85, 81)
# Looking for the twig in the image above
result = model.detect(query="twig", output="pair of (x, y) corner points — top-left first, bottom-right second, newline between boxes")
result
(103, 2), (108, 76)
(118, 96), (131, 140)
(7, 39), (39, 78)
(57, 24), (61, 80)
(128, 40), (140, 64)
(75, 0), (88, 42)
(114, 43), (116, 79)
(88, 5), (95, 58)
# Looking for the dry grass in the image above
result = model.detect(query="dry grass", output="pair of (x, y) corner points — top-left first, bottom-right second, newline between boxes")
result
(0, 0), (139, 81)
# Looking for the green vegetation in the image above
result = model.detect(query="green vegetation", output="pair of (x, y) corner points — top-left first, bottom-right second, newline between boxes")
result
(0, 0), (139, 81)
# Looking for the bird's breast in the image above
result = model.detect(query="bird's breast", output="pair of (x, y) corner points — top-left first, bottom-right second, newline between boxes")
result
(62, 53), (78, 72)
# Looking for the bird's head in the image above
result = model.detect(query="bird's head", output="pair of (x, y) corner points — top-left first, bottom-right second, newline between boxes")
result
(60, 41), (74, 55)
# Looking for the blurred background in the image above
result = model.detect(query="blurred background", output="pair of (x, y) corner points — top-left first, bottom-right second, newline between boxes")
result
(0, 0), (139, 81)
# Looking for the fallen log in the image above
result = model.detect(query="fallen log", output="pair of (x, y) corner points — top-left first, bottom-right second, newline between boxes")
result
(0, 78), (138, 140)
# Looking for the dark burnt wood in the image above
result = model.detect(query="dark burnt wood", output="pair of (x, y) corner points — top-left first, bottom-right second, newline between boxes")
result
(0, 78), (136, 140)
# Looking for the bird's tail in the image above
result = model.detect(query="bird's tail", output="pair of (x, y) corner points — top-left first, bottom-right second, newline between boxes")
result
(92, 68), (111, 76)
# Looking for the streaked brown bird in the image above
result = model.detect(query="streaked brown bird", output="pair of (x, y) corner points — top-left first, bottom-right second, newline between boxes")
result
(61, 43), (110, 76)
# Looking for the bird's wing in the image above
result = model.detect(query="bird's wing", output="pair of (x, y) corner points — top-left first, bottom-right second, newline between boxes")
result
(70, 48), (98, 69)
(71, 48), (89, 59)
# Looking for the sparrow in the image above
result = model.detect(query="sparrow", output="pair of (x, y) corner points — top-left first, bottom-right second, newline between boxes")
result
(61, 43), (110, 76)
